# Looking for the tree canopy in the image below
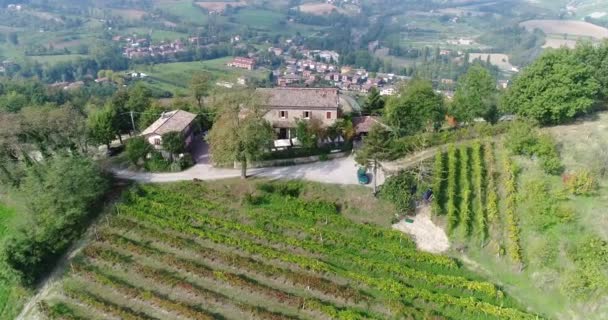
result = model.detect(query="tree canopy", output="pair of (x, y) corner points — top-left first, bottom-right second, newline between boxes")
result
(206, 90), (275, 178)
(384, 80), (445, 136)
(451, 64), (498, 123)
(501, 47), (601, 125)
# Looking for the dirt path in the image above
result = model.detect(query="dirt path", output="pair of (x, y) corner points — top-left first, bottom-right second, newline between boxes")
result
(392, 205), (450, 254)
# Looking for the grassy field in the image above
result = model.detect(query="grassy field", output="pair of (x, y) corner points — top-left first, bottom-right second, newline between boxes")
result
(0, 202), (27, 320)
(38, 179), (538, 319)
(136, 58), (268, 95)
(155, 0), (211, 25)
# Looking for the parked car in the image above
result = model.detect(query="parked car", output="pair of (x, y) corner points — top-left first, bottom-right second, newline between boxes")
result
(357, 167), (370, 185)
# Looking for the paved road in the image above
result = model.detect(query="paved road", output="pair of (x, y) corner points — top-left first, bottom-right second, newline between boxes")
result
(113, 155), (386, 187)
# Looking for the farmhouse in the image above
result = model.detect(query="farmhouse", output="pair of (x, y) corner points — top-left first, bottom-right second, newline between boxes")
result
(256, 87), (340, 139)
(228, 57), (256, 70)
(141, 110), (197, 150)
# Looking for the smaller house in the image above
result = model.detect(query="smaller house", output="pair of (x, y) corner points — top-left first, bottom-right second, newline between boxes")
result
(352, 116), (390, 136)
(228, 57), (256, 70)
(141, 110), (198, 150)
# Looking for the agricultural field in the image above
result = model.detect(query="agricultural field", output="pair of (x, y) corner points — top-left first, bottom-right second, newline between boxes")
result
(298, 3), (346, 15)
(135, 58), (268, 95)
(38, 180), (538, 320)
(430, 115), (608, 319)
(195, 1), (247, 11)
(520, 19), (608, 39)
(468, 53), (516, 72)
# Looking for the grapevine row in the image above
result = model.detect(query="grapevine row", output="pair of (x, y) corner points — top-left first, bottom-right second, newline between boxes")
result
(459, 145), (472, 236)
(484, 142), (499, 223)
(86, 240), (379, 320)
(113, 205), (523, 316)
(472, 141), (486, 243)
(432, 151), (444, 216)
(446, 144), (458, 231)
(103, 226), (372, 304)
(503, 156), (522, 264)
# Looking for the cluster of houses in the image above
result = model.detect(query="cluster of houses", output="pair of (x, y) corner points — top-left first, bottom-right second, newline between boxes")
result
(140, 87), (376, 153)
(115, 36), (187, 59)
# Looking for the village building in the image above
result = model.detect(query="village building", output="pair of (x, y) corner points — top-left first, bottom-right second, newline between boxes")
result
(256, 88), (340, 139)
(228, 57), (256, 70)
(141, 110), (198, 150)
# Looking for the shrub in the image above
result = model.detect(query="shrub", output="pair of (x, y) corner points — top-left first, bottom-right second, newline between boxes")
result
(388, 122), (511, 160)
(125, 136), (152, 165)
(144, 152), (171, 172)
(380, 171), (419, 214)
(505, 122), (563, 175)
(564, 169), (599, 196)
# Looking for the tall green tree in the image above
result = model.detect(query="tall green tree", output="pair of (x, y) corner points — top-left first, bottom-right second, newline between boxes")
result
(162, 131), (186, 161)
(356, 124), (391, 195)
(451, 65), (498, 123)
(363, 87), (385, 115)
(87, 107), (116, 150)
(384, 80), (445, 136)
(207, 90), (274, 179)
(501, 48), (600, 125)
(126, 136), (152, 165)
(190, 71), (212, 110)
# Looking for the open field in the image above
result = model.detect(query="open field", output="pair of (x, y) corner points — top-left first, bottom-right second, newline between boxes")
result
(298, 3), (345, 15)
(195, 1), (247, 11)
(135, 58), (267, 95)
(37, 180), (538, 319)
(543, 38), (578, 49)
(110, 9), (148, 20)
(520, 19), (608, 39)
(469, 53), (515, 71)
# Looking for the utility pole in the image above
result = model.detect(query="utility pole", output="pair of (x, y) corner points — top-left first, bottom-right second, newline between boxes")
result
(130, 111), (136, 134)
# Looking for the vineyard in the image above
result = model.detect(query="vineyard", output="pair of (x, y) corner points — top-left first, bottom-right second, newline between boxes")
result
(432, 141), (524, 265)
(39, 180), (539, 320)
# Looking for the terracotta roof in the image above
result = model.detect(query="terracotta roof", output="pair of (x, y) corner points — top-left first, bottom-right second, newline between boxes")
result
(141, 110), (197, 136)
(256, 87), (339, 110)
(352, 116), (389, 134)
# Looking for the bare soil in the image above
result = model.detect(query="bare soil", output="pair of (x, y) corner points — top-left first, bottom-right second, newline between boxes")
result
(392, 205), (450, 254)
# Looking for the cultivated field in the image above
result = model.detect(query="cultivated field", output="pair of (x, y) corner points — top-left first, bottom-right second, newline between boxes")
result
(298, 3), (345, 15)
(39, 180), (537, 320)
(110, 9), (148, 20)
(469, 53), (515, 71)
(195, 1), (247, 11)
(542, 38), (578, 49)
(520, 19), (608, 39)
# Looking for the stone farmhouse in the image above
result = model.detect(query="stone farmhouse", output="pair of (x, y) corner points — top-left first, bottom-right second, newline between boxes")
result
(141, 110), (198, 150)
(256, 88), (340, 139)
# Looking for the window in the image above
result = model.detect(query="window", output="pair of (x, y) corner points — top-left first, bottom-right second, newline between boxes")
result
(326, 112), (332, 119)
(303, 111), (311, 119)
(279, 111), (288, 119)
(154, 138), (161, 145)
